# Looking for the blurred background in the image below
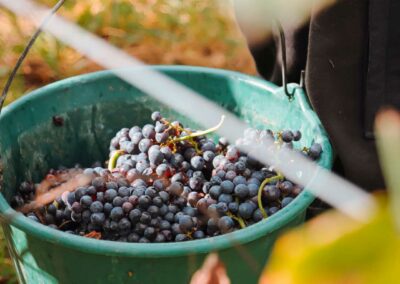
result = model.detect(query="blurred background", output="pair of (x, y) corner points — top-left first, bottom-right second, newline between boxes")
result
(0, 0), (257, 105)
(0, 0), (256, 282)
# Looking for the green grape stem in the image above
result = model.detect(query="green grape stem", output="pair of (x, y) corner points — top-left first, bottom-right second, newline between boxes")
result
(171, 115), (225, 143)
(226, 211), (246, 229)
(108, 150), (125, 171)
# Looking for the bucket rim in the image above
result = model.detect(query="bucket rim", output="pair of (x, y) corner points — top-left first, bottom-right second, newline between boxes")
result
(0, 65), (329, 257)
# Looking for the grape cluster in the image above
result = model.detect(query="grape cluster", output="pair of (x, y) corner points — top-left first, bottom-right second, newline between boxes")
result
(13, 112), (322, 242)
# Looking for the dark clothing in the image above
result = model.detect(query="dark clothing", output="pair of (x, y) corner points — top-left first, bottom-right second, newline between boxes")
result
(238, 0), (400, 190)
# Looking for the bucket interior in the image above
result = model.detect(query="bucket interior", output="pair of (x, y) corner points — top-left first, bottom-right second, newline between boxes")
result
(0, 66), (330, 204)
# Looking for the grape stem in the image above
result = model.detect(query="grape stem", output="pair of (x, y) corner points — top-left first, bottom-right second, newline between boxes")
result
(227, 211), (246, 228)
(170, 115), (225, 143)
(258, 173), (285, 218)
(108, 150), (125, 171)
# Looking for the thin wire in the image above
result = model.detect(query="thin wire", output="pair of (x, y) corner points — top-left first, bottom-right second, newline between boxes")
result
(0, 0), (66, 114)
(276, 20), (296, 100)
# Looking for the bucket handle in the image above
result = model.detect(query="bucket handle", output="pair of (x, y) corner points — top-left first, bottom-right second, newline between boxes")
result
(275, 20), (306, 101)
(0, 0), (66, 115)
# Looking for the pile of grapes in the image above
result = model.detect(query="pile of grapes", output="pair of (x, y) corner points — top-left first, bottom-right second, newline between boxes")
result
(12, 112), (322, 243)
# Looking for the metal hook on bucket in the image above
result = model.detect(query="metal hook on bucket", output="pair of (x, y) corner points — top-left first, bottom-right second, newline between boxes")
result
(0, 0), (66, 115)
(275, 20), (296, 101)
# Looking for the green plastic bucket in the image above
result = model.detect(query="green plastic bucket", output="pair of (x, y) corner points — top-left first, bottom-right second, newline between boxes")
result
(0, 66), (333, 283)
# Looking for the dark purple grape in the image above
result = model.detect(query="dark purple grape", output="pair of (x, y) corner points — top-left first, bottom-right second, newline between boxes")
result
(67, 192), (76, 206)
(279, 181), (293, 195)
(209, 185), (222, 199)
(226, 146), (240, 162)
(117, 186), (129, 197)
(212, 155), (225, 168)
(203, 151), (215, 163)
(106, 181), (118, 189)
(155, 122), (167, 133)
(171, 153), (184, 168)
(127, 232), (140, 242)
(233, 175), (246, 186)
(218, 216), (234, 233)
(234, 162), (246, 173)
(105, 189), (118, 202)
(138, 138), (152, 153)
(71, 212), (82, 222)
(119, 218), (132, 230)
(179, 215), (194, 233)
(122, 202), (133, 213)
(145, 187), (157, 198)
(207, 218), (219, 235)
(154, 233), (166, 243)
(147, 205), (160, 218)
(247, 178), (261, 186)
(196, 198), (208, 214)
(209, 175), (222, 185)
(282, 197), (294, 207)
(171, 172), (184, 183)
(234, 184), (249, 199)
(91, 212), (105, 225)
(155, 132), (168, 143)
(167, 182), (184, 196)
(160, 146), (172, 160)
(189, 177), (203, 191)
(90, 201), (103, 213)
(225, 170), (237, 181)
(293, 130), (302, 141)
(238, 202), (255, 219)
(80, 195), (93, 208)
(248, 183), (259, 197)
(188, 192), (200, 207)
(216, 202), (228, 214)
(128, 195), (139, 206)
(218, 193), (233, 204)
(136, 160), (149, 174)
(220, 180), (234, 194)
(110, 207), (124, 221)
(138, 195), (151, 209)
(223, 163), (236, 172)
(252, 208), (264, 222)
(47, 204), (57, 215)
(216, 170), (226, 179)
(190, 156), (205, 171)
(309, 143), (322, 159)
(140, 212), (152, 224)
(142, 124), (156, 139)
(112, 196), (124, 207)
(201, 141), (216, 152)
(263, 185), (281, 201)
(193, 230), (205, 239)
(268, 206), (279, 215)
(175, 234), (189, 242)
(281, 130), (294, 142)
(129, 208), (141, 223)
(151, 111), (162, 121)
(228, 202), (239, 213)
(75, 187), (88, 201)
(184, 148), (196, 161)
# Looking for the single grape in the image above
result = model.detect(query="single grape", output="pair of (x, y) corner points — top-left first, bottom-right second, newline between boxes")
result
(218, 216), (235, 233)
(151, 111), (162, 121)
